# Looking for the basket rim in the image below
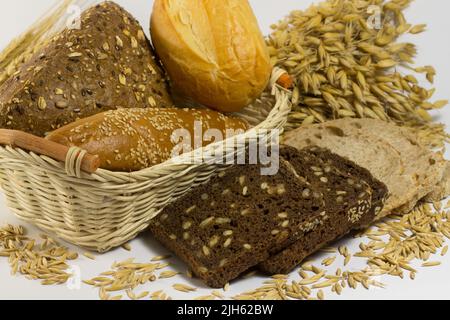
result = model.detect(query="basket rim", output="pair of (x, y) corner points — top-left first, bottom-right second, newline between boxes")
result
(0, 70), (291, 185)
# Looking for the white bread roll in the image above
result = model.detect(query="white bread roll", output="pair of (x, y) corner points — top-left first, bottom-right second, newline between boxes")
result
(150, 0), (272, 113)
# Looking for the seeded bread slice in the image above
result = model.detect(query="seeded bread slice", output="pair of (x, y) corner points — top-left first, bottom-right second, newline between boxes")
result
(149, 146), (382, 287)
(288, 146), (387, 227)
(149, 158), (330, 288)
(284, 119), (446, 219)
(259, 146), (388, 274)
(0, 1), (173, 136)
(344, 119), (446, 215)
(283, 120), (405, 213)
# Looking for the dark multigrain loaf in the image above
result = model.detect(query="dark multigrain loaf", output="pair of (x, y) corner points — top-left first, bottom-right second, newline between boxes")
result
(258, 146), (388, 275)
(148, 146), (385, 287)
(0, 1), (173, 136)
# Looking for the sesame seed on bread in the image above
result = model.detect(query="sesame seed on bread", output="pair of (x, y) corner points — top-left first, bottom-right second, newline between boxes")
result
(46, 107), (249, 171)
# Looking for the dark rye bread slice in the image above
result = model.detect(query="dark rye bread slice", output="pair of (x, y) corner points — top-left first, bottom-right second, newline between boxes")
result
(303, 146), (388, 228)
(150, 147), (384, 287)
(0, 1), (173, 137)
(149, 158), (331, 288)
(259, 146), (388, 275)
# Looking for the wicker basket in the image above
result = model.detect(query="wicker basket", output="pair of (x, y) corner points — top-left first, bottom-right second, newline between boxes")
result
(0, 71), (291, 252)
(0, 0), (292, 252)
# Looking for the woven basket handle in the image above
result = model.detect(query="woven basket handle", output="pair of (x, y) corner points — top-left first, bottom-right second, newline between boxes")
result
(0, 129), (100, 173)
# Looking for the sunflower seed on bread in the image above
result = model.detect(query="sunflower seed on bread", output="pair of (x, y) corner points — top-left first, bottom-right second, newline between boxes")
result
(259, 146), (387, 275)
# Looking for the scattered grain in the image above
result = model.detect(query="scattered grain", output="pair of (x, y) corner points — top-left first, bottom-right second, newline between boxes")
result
(321, 256), (336, 267)
(317, 290), (324, 300)
(422, 261), (441, 267)
(173, 283), (197, 293)
(83, 252), (96, 260)
(159, 271), (179, 279)
(0, 224), (77, 285)
(151, 255), (171, 262)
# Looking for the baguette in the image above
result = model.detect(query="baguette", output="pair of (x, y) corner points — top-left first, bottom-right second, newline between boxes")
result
(0, 2), (173, 137)
(47, 107), (249, 172)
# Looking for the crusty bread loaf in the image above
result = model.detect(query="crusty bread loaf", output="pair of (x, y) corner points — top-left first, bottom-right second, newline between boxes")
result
(46, 107), (249, 172)
(150, 0), (271, 112)
(0, 2), (173, 137)
(283, 118), (447, 219)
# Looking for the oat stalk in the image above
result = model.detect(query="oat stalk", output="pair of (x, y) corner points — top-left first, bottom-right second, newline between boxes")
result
(268, 0), (449, 148)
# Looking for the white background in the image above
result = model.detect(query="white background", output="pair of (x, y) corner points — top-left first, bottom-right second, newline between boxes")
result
(0, 0), (449, 300)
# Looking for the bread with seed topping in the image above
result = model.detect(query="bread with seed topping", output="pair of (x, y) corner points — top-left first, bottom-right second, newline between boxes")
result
(0, 2), (173, 136)
(46, 107), (249, 171)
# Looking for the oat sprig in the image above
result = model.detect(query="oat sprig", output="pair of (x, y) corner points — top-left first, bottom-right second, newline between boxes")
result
(268, 0), (449, 148)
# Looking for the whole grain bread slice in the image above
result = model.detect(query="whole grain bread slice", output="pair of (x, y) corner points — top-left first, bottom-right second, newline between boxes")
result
(345, 119), (447, 215)
(284, 119), (446, 219)
(0, 1), (173, 136)
(149, 158), (329, 288)
(259, 146), (387, 274)
(149, 146), (380, 287)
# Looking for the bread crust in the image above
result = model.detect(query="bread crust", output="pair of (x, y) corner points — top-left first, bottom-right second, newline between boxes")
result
(150, 0), (271, 112)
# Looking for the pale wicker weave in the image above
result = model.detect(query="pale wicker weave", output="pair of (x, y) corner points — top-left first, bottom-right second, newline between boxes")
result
(0, 1), (292, 252)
